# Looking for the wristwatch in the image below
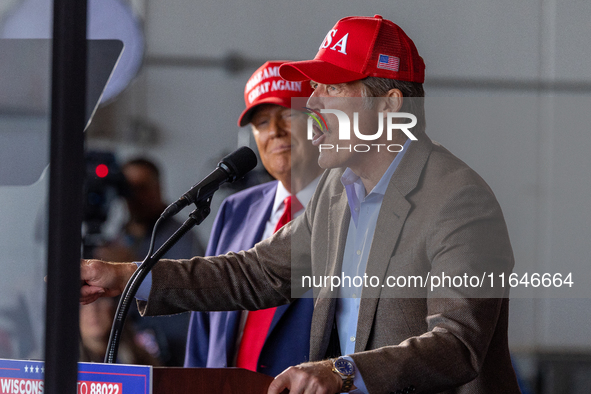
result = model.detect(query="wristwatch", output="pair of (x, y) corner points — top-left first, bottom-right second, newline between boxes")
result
(330, 357), (355, 392)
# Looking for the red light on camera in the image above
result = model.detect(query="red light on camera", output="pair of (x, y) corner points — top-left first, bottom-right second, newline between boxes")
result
(95, 164), (109, 178)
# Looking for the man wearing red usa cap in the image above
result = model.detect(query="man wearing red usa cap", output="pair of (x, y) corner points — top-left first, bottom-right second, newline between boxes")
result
(270, 15), (519, 394)
(81, 16), (520, 394)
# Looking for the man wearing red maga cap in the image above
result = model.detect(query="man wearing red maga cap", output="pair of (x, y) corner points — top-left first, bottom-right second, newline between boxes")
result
(81, 15), (521, 394)
(184, 61), (323, 376)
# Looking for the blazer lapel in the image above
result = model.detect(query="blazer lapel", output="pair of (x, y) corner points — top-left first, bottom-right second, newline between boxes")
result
(355, 189), (410, 352)
(241, 182), (276, 247)
(326, 190), (351, 284)
(310, 188), (351, 361)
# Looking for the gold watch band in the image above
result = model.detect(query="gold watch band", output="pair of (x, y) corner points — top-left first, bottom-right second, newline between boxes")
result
(341, 375), (354, 392)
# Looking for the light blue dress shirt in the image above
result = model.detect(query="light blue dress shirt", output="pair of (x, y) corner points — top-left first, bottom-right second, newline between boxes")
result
(337, 138), (410, 393)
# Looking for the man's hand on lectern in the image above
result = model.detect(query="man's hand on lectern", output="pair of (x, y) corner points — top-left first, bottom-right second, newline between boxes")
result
(268, 360), (342, 394)
(80, 259), (137, 304)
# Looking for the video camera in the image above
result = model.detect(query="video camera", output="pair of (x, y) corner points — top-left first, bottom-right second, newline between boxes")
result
(83, 150), (128, 257)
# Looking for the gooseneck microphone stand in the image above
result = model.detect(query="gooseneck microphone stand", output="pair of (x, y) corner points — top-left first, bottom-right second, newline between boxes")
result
(104, 197), (212, 364)
(103, 146), (257, 363)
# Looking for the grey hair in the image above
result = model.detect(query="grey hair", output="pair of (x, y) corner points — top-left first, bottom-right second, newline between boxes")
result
(359, 77), (426, 135)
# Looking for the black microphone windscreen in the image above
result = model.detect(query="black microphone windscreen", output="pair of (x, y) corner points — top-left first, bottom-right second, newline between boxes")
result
(219, 146), (258, 180)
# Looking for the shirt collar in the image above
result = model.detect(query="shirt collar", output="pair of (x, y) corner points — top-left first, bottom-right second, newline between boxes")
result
(272, 175), (321, 215)
(371, 138), (411, 196)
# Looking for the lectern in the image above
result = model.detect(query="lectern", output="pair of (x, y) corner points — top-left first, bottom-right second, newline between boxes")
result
(0, 359), (290, 394)
(153, 367), (279, 394)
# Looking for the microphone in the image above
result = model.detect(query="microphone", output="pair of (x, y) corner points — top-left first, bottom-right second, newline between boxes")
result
(162, 146), (257, 218)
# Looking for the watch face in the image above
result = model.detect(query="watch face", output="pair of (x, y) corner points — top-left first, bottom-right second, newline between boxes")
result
(335, 358), (354, 375)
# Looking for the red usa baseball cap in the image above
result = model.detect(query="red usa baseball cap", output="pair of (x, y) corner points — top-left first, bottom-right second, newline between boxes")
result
(279, 15), (425, 85)
(238, 61), (314, 127)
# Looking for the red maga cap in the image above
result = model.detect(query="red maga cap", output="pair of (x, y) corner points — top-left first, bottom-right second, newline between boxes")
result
(279, 15), (425, 85)
(238, 61), (314, 127)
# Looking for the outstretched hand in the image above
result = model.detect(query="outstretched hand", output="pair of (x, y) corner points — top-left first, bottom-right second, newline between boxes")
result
(268, 360), (343, 394)
(80, 259), (137, 304)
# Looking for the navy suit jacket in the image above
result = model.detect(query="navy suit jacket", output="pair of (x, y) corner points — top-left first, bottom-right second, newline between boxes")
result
(184, 181), (314, 377)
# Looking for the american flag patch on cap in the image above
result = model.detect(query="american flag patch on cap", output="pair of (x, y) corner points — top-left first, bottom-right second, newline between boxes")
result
(377, 54), (400, 72)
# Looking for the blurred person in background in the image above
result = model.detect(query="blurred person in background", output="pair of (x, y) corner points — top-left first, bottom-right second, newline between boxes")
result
(94, 158), (205, 366)
(96, 158), (204, 262)
(79, 297), (160, 365)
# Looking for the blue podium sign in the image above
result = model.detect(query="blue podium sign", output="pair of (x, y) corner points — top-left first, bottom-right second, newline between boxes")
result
(0, 359), (152, 394)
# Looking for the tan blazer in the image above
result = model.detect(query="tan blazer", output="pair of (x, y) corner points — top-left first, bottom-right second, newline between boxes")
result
(140, 136), (521, 393)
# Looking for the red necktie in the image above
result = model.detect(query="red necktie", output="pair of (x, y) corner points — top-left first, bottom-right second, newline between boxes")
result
(273, 195), (303, 233)
(236, 195), (303, 371)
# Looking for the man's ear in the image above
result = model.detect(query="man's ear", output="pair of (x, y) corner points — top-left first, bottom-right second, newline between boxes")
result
(382, 88), (403, 113)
